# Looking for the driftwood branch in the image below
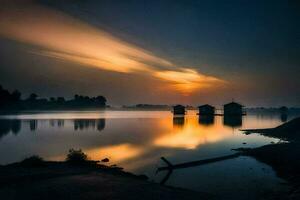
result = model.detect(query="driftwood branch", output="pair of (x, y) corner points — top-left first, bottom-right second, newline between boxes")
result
(157, 153), (241, 172)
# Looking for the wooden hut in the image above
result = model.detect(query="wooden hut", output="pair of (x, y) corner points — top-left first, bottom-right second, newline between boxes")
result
(198, 104), (215, 115)
(223, 102), (244, 116)
(172, 105), (186, 115)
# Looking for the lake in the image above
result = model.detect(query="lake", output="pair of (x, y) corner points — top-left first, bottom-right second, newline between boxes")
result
(0, 110), (297, 199)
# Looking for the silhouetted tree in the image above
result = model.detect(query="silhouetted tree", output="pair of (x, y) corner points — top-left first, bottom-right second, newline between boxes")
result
(95, 96), (106, 106)
(11, 90), (21, 102)
(0, 85), (107, 111)
(0, 85), (11, 106)
(50, 97), (56, 102)
(57, 97), (65, 104)
(28, 93), (38, 101)
(84, 96), (90, 101)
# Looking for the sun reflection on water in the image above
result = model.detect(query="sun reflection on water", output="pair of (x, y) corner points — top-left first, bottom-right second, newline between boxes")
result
(154, 116), (233, 149)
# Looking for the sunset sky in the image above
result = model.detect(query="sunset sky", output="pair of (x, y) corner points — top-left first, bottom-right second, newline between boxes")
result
(0, 0), (299, 106)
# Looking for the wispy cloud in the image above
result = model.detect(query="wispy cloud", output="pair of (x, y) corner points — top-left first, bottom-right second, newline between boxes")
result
(0, 2), (225, 94)
(155, 69), (224, 94)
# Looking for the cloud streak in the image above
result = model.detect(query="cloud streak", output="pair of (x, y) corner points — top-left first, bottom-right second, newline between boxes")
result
(0, 2), (224, 94)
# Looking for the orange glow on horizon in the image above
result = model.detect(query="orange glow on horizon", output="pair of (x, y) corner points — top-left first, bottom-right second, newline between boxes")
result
(155, 69), (225, 94)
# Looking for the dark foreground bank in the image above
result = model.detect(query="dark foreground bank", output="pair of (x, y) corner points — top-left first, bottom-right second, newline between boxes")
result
(0, 159), (213, 200)
(239, 117), (300, 200)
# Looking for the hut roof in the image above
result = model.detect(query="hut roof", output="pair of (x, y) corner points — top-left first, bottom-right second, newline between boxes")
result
(173, 105), (185, 108)
(224, 102), (243, 107)
(198, 104), (214, 109)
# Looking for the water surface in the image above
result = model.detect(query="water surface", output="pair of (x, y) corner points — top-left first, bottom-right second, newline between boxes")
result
(0, 110), (297, 199)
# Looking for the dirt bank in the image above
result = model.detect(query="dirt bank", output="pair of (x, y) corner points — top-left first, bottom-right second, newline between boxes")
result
(0, 161), (214, 200)
(240, 117), (300, 199)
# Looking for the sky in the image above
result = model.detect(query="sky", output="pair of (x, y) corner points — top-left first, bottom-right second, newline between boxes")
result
(0, 0), (299, 107)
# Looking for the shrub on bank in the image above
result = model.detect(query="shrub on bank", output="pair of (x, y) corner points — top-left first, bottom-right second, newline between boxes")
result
(66, 149), (89, 164)
(20, 155), (45, 167)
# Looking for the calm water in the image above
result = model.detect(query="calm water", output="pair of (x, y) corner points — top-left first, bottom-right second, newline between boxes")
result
(0, 110), (297, 199)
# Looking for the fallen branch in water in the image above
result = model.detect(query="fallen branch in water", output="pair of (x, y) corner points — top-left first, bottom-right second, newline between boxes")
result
(157, 153), (241, 172)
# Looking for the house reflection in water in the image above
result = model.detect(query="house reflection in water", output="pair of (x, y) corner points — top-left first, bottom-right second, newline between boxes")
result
(198, 115), (215, 126)
(280, 114), (288, 122)
(74, 119), (105, 131)
(223, 115), (243, 128)
(173, 116), (185, 128)
(155, 116), (233, 150)
(279, 106), (289, 122)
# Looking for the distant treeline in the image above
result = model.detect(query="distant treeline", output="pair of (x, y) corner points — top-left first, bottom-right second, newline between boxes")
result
(0, 85), (107, 111)
(246, 107), (300, 113)
(122, 104), (170, 110)
(122, 104), (198, 110)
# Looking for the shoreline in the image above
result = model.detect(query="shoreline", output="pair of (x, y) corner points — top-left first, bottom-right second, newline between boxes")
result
(0, 159), (214, 200)
(1, 115), (300, 199)
(238, 117), (300, 199)
(236, 143), (300, 200)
